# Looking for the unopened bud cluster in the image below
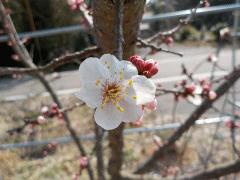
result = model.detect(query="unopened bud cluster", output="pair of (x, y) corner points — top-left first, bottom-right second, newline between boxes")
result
(128, 55), (159, 78)
(67, 0), (84, 11)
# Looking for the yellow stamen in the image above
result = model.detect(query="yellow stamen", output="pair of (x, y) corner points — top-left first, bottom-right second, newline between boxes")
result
(132, 95), (137, 100)
(119, 70), (124, 80)
(95, 79), (101, 86)
(116, 105), (124, 112)
(128, 79), (133, 86)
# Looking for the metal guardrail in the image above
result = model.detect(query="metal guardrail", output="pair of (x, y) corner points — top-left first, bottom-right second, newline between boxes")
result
(0, 116), (231, 150)
(0, 25), (84, 42)
(142, 3), (240, 23)
(0, 3), (239, 42)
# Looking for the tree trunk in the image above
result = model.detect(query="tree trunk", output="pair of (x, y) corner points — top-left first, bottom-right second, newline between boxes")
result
(92, 0), (146, 179)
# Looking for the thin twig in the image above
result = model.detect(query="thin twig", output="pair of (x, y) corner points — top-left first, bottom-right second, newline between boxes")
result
(137, 38), (183, 57)
(146, 1), (203, 43)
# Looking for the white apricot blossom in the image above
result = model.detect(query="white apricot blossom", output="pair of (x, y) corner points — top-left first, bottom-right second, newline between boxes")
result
(76, 54), (156, 130)
(187, 85), (203, 106)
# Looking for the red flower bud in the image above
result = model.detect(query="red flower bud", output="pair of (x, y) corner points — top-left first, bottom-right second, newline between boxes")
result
(185, 84), (196, 94)
(226, 120), (234, 129)
(144, 59), (156, 70)
(129, 55), (159, 78)
(149, 66), (158, 77)
(79, 156), (88, 169)
(164, 36), (174, 46)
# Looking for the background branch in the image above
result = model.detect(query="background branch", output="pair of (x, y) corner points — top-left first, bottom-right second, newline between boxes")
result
(0, 2), (94, 179)
(134, 65), (240, 174)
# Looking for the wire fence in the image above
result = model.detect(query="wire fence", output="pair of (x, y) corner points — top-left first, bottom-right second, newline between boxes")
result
(0, 3), (240, 42)
(0, 116), (232, 150)
(0, 2), (239, 153)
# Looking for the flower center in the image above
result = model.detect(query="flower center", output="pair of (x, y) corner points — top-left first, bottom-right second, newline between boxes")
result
(101, 82), (124, 112)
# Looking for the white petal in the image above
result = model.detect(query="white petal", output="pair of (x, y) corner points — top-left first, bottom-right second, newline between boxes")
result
(75, 82), (102, 108)
(119, 100), (143, 123)
(100, 54), (120, 76)
(120, 60), (138, 79)
(124, 85), (138, 105)
(94, 105), (122, 130)
(187, 95), (202, 106)
(132, 75), (156, 105)
(194, 85), (203, 95)
(79, 57), (110, 83)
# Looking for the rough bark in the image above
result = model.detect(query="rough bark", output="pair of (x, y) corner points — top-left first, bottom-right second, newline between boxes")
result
(93, 0), (146, 59)
(92, 0), (146, 179)
(94, 123), (106, 180)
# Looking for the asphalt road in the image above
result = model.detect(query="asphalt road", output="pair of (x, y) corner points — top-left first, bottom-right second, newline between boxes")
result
(0, 44), (239, 118)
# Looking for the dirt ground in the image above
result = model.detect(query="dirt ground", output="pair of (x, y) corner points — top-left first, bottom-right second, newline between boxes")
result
(0, 95), (240, 180)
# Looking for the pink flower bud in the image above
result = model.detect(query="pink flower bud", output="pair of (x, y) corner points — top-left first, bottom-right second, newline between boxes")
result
(37, 115), (46, 124)
(207, 54), (218, 62)
(41, 106), (49, 117)
(131, 115), (143, 127)
(208, 90), (217, 100)
(129, 55), (145, 73)
(145, 98), (157, 111)
(11, 54), (20, 61)
(43, 150), (48, 156)
(67, 0), (75, 5)
(226, 120), (234, 129)
(164, 36), (174, 46)
(57, 112), (64, 120)
(235, 121), (240, 128)
(72, 174), (79, 180)
(51, 103), (59, 115)
(79, 156), (88, 169)
(202, 83), (211, 93)
(202, 0), (210, 7)
(220, 27), (231, 39)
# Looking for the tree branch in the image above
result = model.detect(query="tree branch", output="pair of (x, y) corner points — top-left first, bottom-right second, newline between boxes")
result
(137, 38), (183, 57)
(134, 65), (240, 174)
(0, 46), (100, 76)
(181, 160), (240, 180)
(0, 2), (94, 179)
(146, 1), (203, 43)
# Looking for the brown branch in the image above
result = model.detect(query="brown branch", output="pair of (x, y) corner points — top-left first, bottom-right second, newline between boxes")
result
(107, 1), (125, 180)
(146, 1), (203, 43)
(0, 46), (100, 76)
(94, 122), (106, 180)
(134, 65), (240, 174)
(7, 102), (84, 136)
(137, 38), (183, 57)
(181, 160), (240, 180)
(0, 2), (94, 179)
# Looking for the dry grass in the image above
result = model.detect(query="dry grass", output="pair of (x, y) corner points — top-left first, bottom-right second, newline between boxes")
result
(0, 95), (240, 179)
